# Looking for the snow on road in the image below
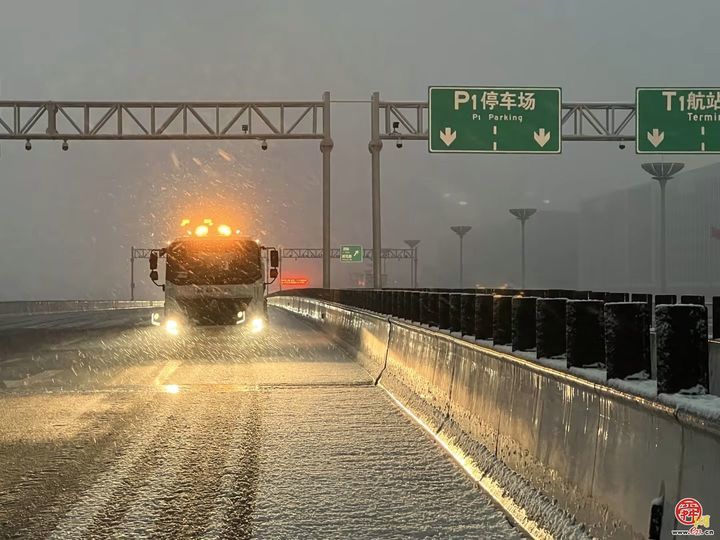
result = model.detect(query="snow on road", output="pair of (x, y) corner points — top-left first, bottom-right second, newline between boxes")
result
(0, 308), (521, 539)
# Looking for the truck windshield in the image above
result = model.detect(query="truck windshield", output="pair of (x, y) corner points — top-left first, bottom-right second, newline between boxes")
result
(165, 238), (262, 285)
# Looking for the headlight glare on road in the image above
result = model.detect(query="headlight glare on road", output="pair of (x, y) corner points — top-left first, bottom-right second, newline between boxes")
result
(163, 384), (180, 394)
(251, 317), (265, 333)
(165, 319), (180, 336)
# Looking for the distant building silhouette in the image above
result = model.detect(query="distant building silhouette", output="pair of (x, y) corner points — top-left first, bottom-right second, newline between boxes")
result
(578, 162), (720, 295)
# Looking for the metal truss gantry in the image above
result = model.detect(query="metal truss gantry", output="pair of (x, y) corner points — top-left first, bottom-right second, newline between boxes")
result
(279, 247), (415, 291)
(131, 247), (164, 259)
(280, 247), (413, 260)
(368, 92), (637, 287)
(0, 100), (328, 140)
(374, 99), (636, 142)
(2, 96), (334, 291)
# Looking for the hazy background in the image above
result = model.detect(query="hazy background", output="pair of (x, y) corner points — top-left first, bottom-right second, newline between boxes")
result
(1, 0), (718, 299)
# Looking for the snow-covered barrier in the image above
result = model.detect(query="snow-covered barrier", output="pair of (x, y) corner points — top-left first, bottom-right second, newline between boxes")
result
(272, 296), (720, 540)
(0, 301), (163, 333)
(0, 300), (162, 316)
(272, 295), (389, 379)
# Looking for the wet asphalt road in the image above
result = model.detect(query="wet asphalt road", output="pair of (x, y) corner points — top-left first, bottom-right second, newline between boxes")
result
(0, 308), (521, 539)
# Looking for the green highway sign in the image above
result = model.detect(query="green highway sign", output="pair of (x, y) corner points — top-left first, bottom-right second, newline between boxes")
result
(340, 245), (363, 263)
(637, 88), (720, 153)
(428, 86), (561, 153)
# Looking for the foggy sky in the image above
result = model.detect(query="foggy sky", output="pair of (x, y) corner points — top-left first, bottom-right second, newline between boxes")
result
(1, 0), (719, 299)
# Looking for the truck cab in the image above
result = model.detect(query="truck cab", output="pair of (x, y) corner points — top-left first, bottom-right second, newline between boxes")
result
(150, 232), (278, 331)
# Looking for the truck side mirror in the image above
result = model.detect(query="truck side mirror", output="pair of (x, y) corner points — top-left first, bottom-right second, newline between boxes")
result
(150, 270), (159, 281)
(269, 268), (278, 279)
(149, 252), (158, 270)
(270, 249), (279, 268)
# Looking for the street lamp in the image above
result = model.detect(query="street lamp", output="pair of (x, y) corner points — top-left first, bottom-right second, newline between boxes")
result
(450, 226), (472, 288)
(404, 239), (420, 288)
(509, 208), (537, 289)
(641, 162), (684, 293)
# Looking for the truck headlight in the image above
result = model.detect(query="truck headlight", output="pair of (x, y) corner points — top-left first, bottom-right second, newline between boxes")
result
(165, 319), (180, 335)
(250, 317), (265, 333)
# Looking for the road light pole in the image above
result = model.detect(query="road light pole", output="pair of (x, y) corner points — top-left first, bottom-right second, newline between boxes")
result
(450, 227), (472, 288)
(404, 240), (420, 287)
(641, 162), (684, 293)
(509, 209), (537, 289)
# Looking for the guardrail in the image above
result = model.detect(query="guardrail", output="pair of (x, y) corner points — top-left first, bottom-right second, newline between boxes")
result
(272, 293), (720, 540)
(0, 300), (163, 316)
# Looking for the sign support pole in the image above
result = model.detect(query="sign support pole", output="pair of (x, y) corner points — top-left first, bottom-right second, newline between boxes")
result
(130, 246), (135, 301)
(413, 246), (418, 288)
(521, 219), (527, 289)
(369, 91), (383, 288)
(321, 91), (334, 288)
(278, 249), (283, 292)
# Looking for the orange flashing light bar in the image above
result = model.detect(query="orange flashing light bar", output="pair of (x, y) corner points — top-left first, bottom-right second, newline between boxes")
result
(182, 217), (240, 237)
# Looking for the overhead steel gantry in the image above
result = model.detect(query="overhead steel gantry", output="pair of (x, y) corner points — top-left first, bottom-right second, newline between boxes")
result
(0, 97), (334, 289)
(281, 247), (413, 260)
(279, 247), (415, 293)
(368, 93), (636, 286)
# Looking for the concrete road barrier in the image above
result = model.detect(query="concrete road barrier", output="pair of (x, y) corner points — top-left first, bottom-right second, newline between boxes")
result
(0, 305), (162, 333)
(0, 300), (162, 316)
(273, 296), (389, 380)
